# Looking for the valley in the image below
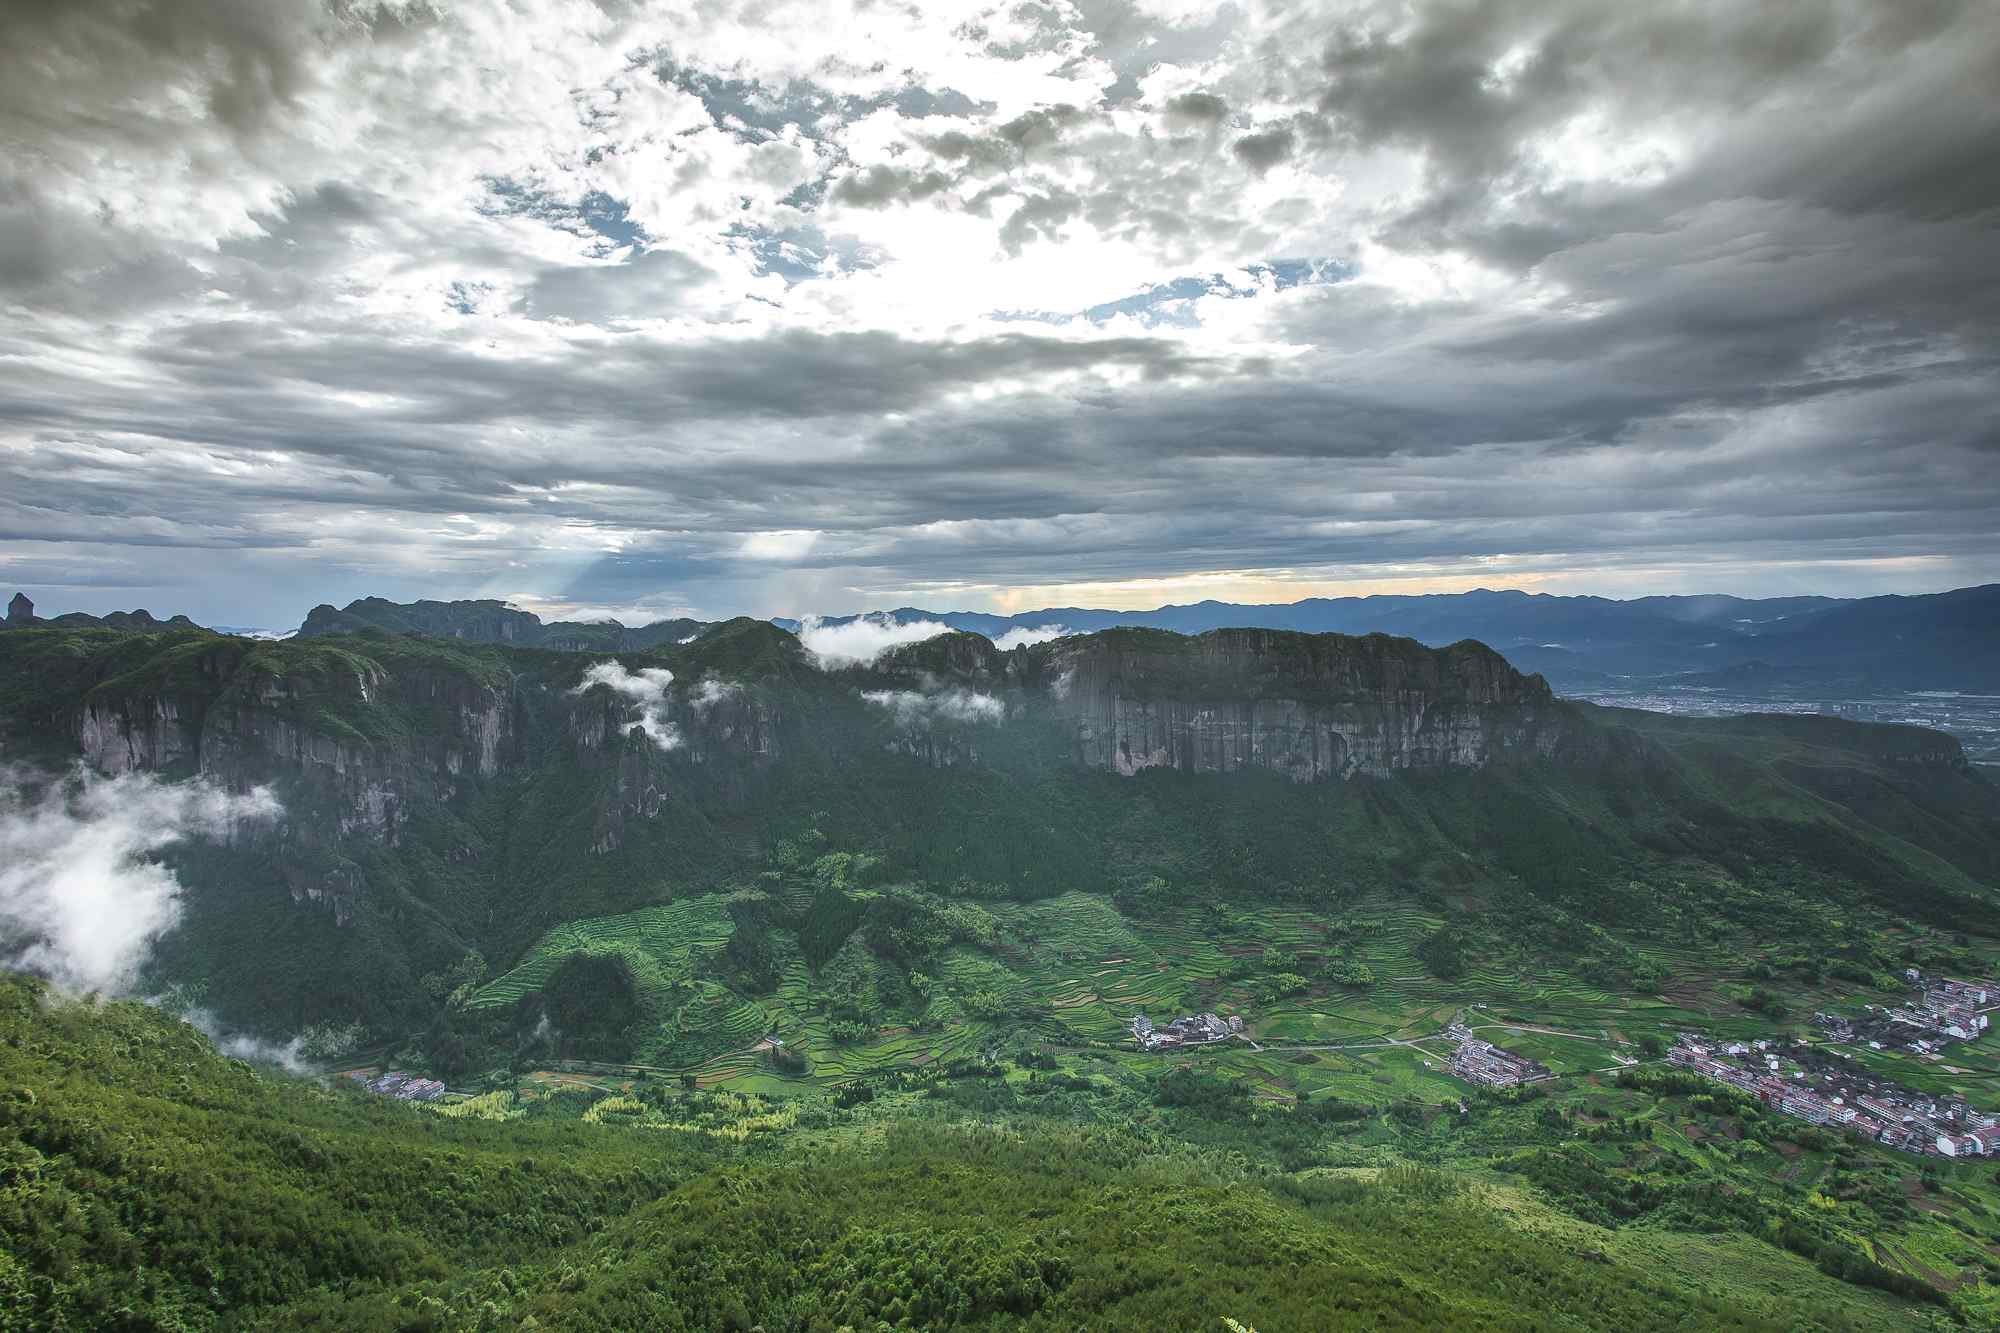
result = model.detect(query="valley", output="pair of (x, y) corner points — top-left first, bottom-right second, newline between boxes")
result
(3, 614), (1999, 1326)
(10, 2), (1997, 1324)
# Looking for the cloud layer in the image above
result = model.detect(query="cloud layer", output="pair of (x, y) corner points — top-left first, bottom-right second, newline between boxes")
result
(991, 624), (1074, 651)
(3, 0), (1997, 625)
(861, 687), (1007, 727)
(575, 661), (680, 751)
(0, 765), (279, 994)
(798, 614), (953, 668)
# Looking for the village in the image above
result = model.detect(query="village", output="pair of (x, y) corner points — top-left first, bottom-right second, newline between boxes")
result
(348, 1070), (447, 1102)
(1665, 1031), (2000, 1156)
(1130, 1011), (1244, 1050)
(1441, 1019), (1554, 1088)
(1121, 970), (2000, 1160)
(1814, 971), (1991, 1057)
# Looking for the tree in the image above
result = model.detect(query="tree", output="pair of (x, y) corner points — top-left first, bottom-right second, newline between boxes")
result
(1322, 957), (1376, 989)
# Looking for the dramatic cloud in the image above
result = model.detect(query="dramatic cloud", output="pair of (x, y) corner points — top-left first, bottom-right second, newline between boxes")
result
(861, 687), (1007, 727)
(798, 614), (953, 668)
(991, 624), (1074, 651)
(2, 0), (1997, 626)
(575, 662), (680, 751)
(0, 765), (280, 994)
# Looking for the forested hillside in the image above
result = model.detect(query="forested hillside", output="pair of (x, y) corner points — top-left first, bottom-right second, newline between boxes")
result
(0, 973), (1957, 1330)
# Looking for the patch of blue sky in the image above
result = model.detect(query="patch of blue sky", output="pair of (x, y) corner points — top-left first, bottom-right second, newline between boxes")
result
(727, 224), (883, 285)
(992, 258), (1350, 327)
(444, 280), (493, 315)
(480, 179), (644, 254)
(657, 60), (985, 140)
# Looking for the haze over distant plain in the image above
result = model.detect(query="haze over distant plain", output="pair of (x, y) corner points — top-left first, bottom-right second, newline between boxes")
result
(3, 0), (1996, 627)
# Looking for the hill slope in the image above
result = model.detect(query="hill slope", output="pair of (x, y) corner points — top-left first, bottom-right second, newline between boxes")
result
(0, 971), (1947, 1331)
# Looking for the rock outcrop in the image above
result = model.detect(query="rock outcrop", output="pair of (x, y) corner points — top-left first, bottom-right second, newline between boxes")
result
(1036, 627), (1574, 780)
(76, 646), (520, 841)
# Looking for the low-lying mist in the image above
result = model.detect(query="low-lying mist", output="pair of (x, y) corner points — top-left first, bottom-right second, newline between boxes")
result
(0, 762), (279, 996)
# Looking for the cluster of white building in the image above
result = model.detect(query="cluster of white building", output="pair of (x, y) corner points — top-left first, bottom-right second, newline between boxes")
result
(349, 1070), (446, 1102)
(1131, 1011), (1242, 1050)
(1442, 1020), (1551, 1088)
(1669, 1035), (1996, 1158)
(1817, 973), (1992, 1059)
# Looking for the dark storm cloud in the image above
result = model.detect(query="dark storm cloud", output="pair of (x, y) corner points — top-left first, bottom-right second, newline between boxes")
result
(1162, 92), (1230, 128)
(1, 0), (1997, 626)
(1230, 127), (1295, 174)
(826, 164), (955, 208)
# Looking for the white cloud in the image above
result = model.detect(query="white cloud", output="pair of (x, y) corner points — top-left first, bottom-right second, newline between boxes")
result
(689, 677), (740, 710)
(739, 529), (822, 561)
(798, 613), (953, 667)
(177, 1007), (312, 1073)
(0, 765), (280, 995)
(991, 623), (1072, 650)
(575, 661), (681, 751)
(861, 687), (1005, 726)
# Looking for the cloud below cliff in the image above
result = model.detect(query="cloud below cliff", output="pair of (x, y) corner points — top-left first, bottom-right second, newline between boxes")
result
(0, 764), (279, 995)
(991, 624), (1073, 651)
(799, 614), (952, 668)
(575, 662), (681, 751)
(861, 687), (1006, 727)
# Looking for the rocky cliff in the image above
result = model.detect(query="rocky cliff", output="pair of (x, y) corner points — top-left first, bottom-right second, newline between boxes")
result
(57, 630), (791, 854)
(1033, 628), (1576, 780)
(74, 639), (521, 840)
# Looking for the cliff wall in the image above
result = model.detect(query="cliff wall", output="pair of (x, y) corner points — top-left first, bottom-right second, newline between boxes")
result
(1037, 628), (1576, 780)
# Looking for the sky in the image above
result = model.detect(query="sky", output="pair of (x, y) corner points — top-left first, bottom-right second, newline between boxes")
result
(2, 0), (1996, 629)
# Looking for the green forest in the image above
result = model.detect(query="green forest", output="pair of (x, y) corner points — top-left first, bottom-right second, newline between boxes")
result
(1, 972), (1981, 1330)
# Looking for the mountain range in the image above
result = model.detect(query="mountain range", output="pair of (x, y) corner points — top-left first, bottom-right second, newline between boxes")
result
(4, 601), (1999, 1324)
(11, 584), (1997, 692)
(3, 614), (1991, 1038)
(775, 584), (2000, 690)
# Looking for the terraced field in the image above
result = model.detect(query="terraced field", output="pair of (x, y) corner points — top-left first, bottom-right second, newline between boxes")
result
(468, 886), (1946, 1107)
(467, 894), (735, 1010)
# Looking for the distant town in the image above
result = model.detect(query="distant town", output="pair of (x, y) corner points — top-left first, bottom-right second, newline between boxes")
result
(1814, 971), (1990, 1056)
(1667, 1033), (2000, 1158)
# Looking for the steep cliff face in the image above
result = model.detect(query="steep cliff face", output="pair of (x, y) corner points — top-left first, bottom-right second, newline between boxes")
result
(78, 695), (194, 773)
(77, 648), (521, 840)
(197, 665), (518, 839)
(1036, 628), (1575, 780)
(567, 676), (784, 852)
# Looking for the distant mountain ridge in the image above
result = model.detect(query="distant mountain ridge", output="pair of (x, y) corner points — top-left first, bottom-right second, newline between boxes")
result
(13, 584), (1996, 692)
(776, 584), (2000, 690)
(0, 592), (201, 635)
(2, 613), (1988, 1043)
(295, 596), (705, 652)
